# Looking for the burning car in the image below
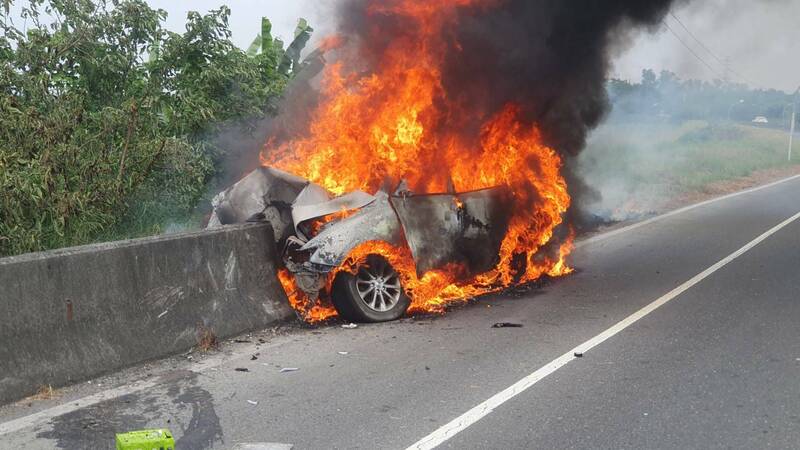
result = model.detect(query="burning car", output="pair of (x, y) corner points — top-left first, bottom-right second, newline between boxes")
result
(209, 166), (513, 322)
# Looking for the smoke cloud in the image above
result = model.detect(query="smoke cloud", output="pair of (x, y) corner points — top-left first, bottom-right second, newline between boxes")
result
(322, 0), (685, 225)
(336, 1), (681, 156)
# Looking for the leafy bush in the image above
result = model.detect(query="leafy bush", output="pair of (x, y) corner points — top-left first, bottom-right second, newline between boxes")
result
(0, 0), (304, 256)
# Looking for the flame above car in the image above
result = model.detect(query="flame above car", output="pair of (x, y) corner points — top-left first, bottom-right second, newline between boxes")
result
(255, 0), (573, 320)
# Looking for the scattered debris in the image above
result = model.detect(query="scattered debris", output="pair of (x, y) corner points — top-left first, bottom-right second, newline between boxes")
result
(492, 322), (523, 328)
(157, 310), (168, 319)
(115, 429), (174, 450)
(247, 400), (259, 406)
(337, 351), (349, 355)
(425, 366), (430, 371)
(197, 326), (219, 352)
(280, 367), (299, 373)
(258, 338), (267, 344)
(235, 368), (250, 372)
(574, 352), (584, 358)
(234, 339), (252, 343)
(251, 354), (259, 360)
(341, 323), (358, 329)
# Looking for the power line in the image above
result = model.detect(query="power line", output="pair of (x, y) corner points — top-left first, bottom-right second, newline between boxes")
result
(661, 20), (726, 80)
(668, 12), (757, 87)
(669, 12), (726, 66)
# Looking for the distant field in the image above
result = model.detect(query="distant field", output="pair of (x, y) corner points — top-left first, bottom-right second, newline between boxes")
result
(579, 120), (800, 217)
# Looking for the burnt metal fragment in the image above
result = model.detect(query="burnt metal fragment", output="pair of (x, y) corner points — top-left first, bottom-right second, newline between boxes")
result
(492, 322), (523, 328)
(390, 187), (512, 276)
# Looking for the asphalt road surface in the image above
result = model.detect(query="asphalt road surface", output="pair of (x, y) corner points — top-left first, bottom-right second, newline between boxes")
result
(2, 175), (800, 449)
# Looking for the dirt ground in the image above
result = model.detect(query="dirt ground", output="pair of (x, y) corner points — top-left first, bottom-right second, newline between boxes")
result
(661, 164), (800, 211)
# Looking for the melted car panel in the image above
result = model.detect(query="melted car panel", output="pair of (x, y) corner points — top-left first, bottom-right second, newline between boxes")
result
(209, 167), (511, 298)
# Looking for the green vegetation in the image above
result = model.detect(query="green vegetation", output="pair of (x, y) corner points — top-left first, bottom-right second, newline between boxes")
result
(583, 120), (797, 207)
(586, 71), (800, 214)
(0, 0), (311, 256)
(609, 69), (798, 127)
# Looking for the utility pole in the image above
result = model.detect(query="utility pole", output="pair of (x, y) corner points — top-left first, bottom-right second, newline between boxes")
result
(790, 105), (796, 162)
(790, 87), (799, 162)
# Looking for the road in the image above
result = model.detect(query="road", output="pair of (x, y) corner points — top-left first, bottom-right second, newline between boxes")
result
(2, 175), (800, 449)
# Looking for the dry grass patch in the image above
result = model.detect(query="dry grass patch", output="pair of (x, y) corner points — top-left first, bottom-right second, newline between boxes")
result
(30, 384), (59, 401)
(197, 326), (219, 352)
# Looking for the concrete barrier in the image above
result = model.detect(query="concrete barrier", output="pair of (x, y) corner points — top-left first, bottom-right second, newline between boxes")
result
(0, 223), (294, 404)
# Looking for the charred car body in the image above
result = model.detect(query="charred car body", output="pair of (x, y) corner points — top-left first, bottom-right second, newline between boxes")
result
(209, 167), (512, 322)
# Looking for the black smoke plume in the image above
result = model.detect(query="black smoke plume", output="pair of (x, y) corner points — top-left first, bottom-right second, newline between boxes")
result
(333, 0), (684, 225)
(338, 0), (680, 156)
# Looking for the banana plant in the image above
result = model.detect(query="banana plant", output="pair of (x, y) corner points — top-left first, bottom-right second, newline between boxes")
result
(246, 17), (312, 77)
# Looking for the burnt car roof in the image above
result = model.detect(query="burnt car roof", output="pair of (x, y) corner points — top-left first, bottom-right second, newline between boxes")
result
(209, 167), (512, 277)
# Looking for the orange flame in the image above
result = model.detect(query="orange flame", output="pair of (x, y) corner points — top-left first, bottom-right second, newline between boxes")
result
(277, 269), (338, 323)
(265, 0), (574, 320)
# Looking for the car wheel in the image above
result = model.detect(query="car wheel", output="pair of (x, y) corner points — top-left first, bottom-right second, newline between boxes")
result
(331, 254), (411, 322)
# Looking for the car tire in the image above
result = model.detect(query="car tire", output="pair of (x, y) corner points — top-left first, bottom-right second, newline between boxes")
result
(331, 254), (411, 323)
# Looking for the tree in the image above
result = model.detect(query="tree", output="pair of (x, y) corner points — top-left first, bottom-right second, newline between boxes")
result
(0, 0), (311, 256)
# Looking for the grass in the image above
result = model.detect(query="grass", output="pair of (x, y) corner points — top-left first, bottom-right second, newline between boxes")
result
(579, 120), (799, 214)
(30, 384), (59, 401)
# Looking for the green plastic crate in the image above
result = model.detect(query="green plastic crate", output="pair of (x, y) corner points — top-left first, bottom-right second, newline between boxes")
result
(115, 429), (175, 450)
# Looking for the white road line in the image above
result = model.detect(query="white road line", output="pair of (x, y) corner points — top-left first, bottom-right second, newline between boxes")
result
(407, 209), (800, 450)
(2, 174), (799, 438)
(574, 173), (800, 249)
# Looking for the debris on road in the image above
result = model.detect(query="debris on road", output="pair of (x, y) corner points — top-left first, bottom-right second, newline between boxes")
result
(280, 367), (299, 373)
(341, 323), (358, 329)
(231, 443), (294, 450)
(492, 322), (523, 328)
(235, 368), (250, 372)
(574, 352), (584, 358)
(115, 429), (174, 450)
(234, 339), (252, 343)
(251, 354), (259, 360)
(247, 400), (259, 406)
(338, 351), (349, 355)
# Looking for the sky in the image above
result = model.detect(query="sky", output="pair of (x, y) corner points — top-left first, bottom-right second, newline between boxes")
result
(146, 0), (798, 93)
(146, 0), (337, 52)
(8, 1), (800, 93)
(611, 0), (800, 93)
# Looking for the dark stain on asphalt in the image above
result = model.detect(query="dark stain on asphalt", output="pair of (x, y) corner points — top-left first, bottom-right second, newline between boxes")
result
(36, 373), (223, 449)
(36, 391), (163, 449)
(171, 377), (224, 449)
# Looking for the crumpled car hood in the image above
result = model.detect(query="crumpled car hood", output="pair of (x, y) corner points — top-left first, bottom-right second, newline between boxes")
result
(208, 167), (511, 278)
